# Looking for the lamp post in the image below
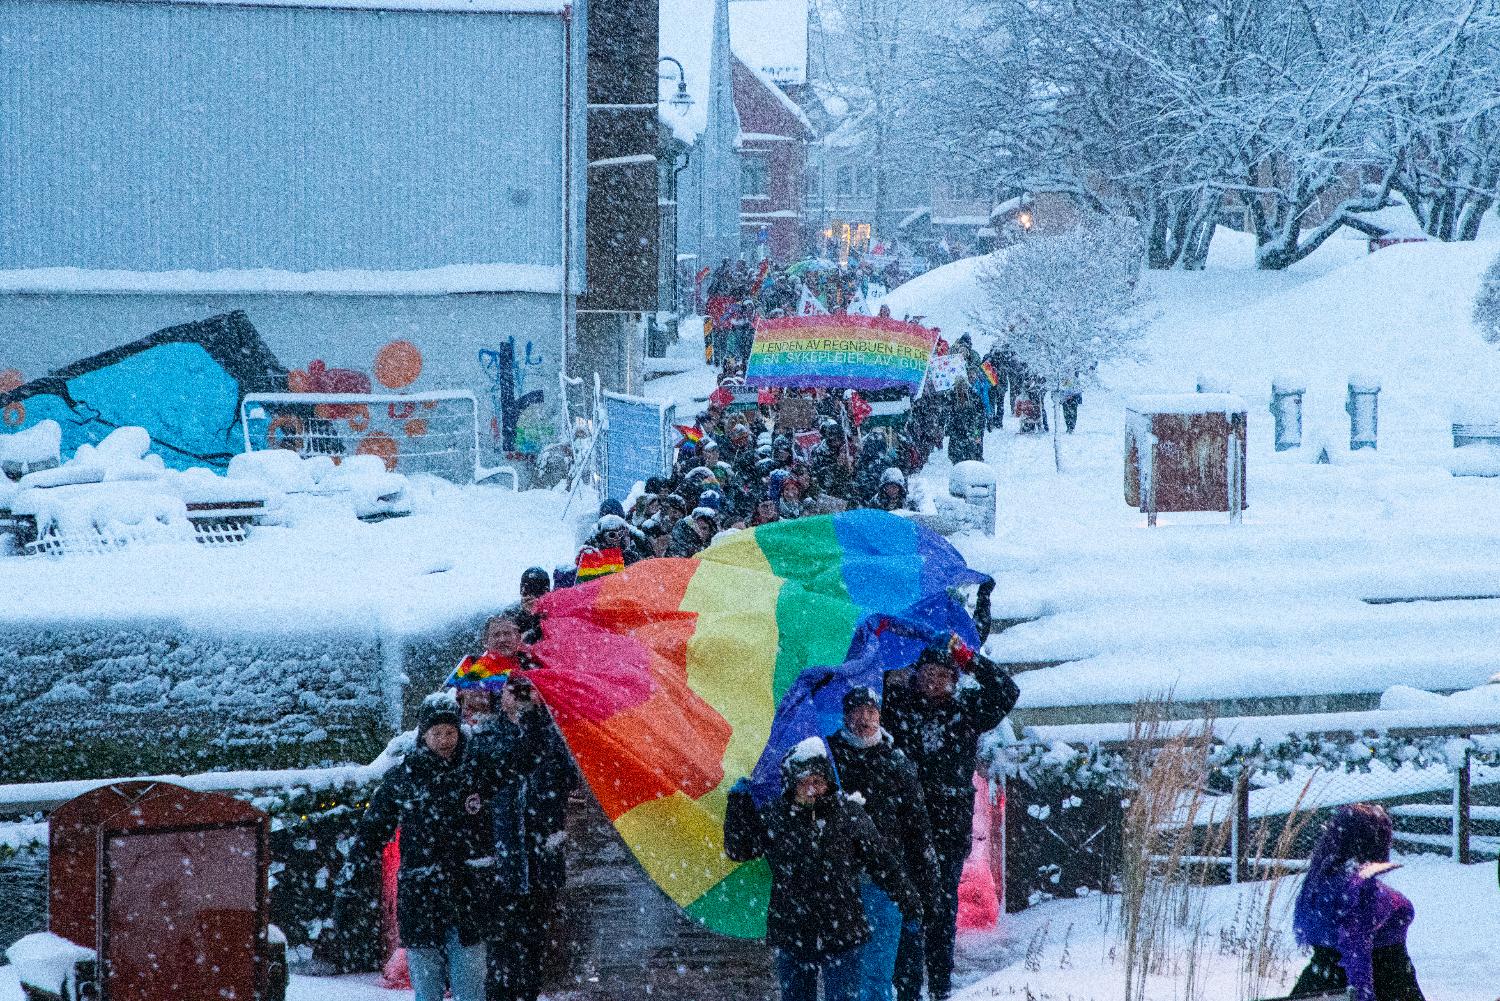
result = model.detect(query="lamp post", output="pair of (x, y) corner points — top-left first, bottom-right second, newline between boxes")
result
(658, 56), (693, 114)
(655, 56), (695, 343)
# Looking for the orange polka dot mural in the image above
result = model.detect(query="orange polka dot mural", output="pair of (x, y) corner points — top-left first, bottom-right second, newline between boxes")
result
(356, 431), (400, 471)
(374, 340), (423, 390)
(280, 340), (439, 472)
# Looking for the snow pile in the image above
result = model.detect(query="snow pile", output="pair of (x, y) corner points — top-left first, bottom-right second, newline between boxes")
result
(875, 252), (997, 338)
(6, 428), (197, 550)
(13, 481), (194, 549)
(4, 933), (94, 999)
(227, 450), (410, 521)
(1448, 443), (1500, 476)
(0, 420), (60, 480)
(1380, 681), (1500, 712)
(949, 856), (1500, 1001)
(0, 424), (413, 557)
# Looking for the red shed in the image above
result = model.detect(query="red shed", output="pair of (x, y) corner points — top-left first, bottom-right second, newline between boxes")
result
(48, 781), (276, 1001)
(1124, 394), (1248, 525)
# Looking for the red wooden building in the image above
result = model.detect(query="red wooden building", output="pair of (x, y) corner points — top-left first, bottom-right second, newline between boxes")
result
(733, 58), (814, 262)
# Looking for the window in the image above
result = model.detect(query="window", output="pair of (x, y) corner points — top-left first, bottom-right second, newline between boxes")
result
(741, 156), (769, 197)
(856, 166), (874, 197)
(837, 165), (854, 197)
(805, 167), (821, 200)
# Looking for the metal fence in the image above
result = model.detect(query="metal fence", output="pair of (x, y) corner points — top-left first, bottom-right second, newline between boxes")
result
(999, 715), (1500, 908)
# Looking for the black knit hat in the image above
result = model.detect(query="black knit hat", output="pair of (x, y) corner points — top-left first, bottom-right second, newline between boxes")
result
(780, 737), (838, 791)
(520, 566), (551, 599)
(842, 686), (880, 714)
(417, 693), (461, 740)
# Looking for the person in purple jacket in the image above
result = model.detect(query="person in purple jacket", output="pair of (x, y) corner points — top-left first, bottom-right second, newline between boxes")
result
(1290, 804), (1426, 1001)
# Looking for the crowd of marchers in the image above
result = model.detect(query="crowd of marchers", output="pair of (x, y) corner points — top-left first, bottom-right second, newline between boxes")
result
(341, 556), (1027, 1001)
(566, 339), (1080, 585)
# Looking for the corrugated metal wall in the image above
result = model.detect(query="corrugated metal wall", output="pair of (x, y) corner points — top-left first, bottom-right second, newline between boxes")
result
(0, 0), (570, 272)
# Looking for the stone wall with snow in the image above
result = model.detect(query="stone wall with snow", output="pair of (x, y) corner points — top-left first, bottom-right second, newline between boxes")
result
(0, 618), (481, 784)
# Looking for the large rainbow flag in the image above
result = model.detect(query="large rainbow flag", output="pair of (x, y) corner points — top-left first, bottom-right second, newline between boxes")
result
(519, 510), (988, 938)
(745, 315), (938, 393)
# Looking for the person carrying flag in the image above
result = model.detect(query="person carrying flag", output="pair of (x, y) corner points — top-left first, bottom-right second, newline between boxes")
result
(448, 611), (542, 695)
(574, 512), (648, 582)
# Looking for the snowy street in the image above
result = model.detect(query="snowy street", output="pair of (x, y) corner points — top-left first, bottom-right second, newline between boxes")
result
(8, 0), (1500, 997)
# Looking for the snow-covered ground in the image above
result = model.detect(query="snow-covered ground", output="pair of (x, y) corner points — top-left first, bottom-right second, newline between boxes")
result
(885, 231), (1500, 713)
(5, 858), (1491, 1001)
(949, 856), (1500, 1001)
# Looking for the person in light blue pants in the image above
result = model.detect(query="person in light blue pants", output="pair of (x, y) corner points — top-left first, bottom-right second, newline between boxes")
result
(407, 927), (486, 1001)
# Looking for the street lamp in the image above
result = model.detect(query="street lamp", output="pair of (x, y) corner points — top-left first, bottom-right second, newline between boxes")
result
(658, 56), (693, 113)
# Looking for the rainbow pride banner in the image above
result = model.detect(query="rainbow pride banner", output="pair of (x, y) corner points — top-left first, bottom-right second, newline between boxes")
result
(745, 315), (938, 392)
(519, 510), (987, 938)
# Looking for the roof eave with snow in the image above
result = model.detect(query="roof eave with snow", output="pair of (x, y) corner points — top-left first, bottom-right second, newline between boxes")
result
(0, 264), (566, 296)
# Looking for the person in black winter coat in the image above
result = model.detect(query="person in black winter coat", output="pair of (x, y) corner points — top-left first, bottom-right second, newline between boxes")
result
(853, 434), (893, 503)
(827, 688), (940, 1001)
(469, 675), (579, 1001)
(883, 637), (1020, 1000)
(354, 695), (498, 1001)
(666, 507), (717, 557)
(809, 418), (856, 503)
(867, 467), (913, 513)
(945, 380), (987, 465)
(725, 738), (923, 1001)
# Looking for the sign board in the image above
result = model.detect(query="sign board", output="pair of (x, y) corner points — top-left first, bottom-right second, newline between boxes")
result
(1124, 394), (1247, 525)
(601, 392), (675, 502)
(926, 354), (968, 392)
(48, 781), (272, 1001)
(745, 315), (937, 393)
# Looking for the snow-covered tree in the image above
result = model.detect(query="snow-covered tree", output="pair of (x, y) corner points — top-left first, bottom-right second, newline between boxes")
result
(903, 0), (1500, 269)
(814, 0), (944, 240)
(970, 217), (1151, 468)
(1474, 251), (1500, 345)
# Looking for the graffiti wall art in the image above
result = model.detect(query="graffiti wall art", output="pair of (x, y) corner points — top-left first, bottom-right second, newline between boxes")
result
(479, 336), (552, 457)
(0, 311), (286, 469)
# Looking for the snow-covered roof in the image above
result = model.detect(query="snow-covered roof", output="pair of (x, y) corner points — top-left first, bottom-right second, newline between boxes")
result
(727, 0), (808, 85)
(660, 0), (812, 143)
(0, 264), (563, 296)
(1126, 393), (1248, 415)
(899, 207), (932, 229)
(992, 194), (1024, 217)
(741, 59), (814, 136)
(78, 0), (566, 11)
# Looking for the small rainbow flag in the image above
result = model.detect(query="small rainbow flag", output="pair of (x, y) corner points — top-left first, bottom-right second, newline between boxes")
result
(519, 511), (988, 938)
(981, 360), (1001, 387)
(576, 546), (626, 581)
(675, 424), (705, 444)
(446, 652), (519, 689)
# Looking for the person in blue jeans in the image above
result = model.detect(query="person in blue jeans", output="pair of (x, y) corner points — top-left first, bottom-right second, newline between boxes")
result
(725, 737), (922, 1001)
(827, 687), (940, 1001)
